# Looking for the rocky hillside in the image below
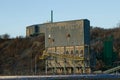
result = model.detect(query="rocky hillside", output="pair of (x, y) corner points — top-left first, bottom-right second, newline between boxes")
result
(90, 27), (120, 70)
(0, 35), (45, 75)
(91, 27), (120, 59)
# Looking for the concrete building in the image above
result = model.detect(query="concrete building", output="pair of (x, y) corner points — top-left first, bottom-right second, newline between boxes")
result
(26, 24), (45, 37)
(26, 19), (91, 74)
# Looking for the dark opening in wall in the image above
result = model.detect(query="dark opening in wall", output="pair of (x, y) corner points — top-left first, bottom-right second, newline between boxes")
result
(35, 25), (39, 33)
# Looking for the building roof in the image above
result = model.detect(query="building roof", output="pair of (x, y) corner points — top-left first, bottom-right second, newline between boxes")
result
(26, 19), (89, 28)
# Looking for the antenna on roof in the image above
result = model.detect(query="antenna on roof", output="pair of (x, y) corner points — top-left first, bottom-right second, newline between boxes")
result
(51, 10), (53, 23)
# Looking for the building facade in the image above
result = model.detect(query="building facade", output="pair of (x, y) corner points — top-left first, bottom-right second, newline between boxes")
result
(26, 19), (91, 74)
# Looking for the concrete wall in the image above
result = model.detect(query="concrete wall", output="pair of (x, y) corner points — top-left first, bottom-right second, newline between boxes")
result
(26, 25), (35, 37)
(45, 19), (90, 48)
(26, 19), (90, 47)
(26, 19), (90, 46)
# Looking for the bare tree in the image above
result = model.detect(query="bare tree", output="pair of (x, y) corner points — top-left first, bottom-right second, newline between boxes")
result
(2, 34), (10, 39)
(116, 22), (120, 27)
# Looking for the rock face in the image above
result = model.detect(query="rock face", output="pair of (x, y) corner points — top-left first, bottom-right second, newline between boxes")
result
(0, 35), (45, 75)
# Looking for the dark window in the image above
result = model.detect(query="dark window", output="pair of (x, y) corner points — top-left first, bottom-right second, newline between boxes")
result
(71, 50), (73, 54)
(76, 50), (79, 54)
(34, 25), (39, 33)
(66, 51), (69, 54)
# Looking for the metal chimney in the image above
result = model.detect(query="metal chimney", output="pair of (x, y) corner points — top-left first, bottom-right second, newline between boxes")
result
(51, 10), (53, 23)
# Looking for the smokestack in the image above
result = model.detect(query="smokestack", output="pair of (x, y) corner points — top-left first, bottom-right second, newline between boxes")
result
(51, 10), (53, 23)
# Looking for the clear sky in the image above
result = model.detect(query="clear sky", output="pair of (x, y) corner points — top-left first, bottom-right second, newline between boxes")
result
(0, 0), (120, 37)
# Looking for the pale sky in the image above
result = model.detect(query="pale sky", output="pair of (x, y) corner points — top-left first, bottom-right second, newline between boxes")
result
(0, 0), (120, 37)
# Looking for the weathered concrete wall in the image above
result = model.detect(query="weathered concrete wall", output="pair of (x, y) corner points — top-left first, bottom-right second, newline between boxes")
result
(26, 19), (90, 46)
(26, 25), (35, 37)
(44, 19), (90, 48)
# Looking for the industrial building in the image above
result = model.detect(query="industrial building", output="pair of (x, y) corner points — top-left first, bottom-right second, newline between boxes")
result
(26, 19), (91, 74)
(26, 24), (45, 37)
